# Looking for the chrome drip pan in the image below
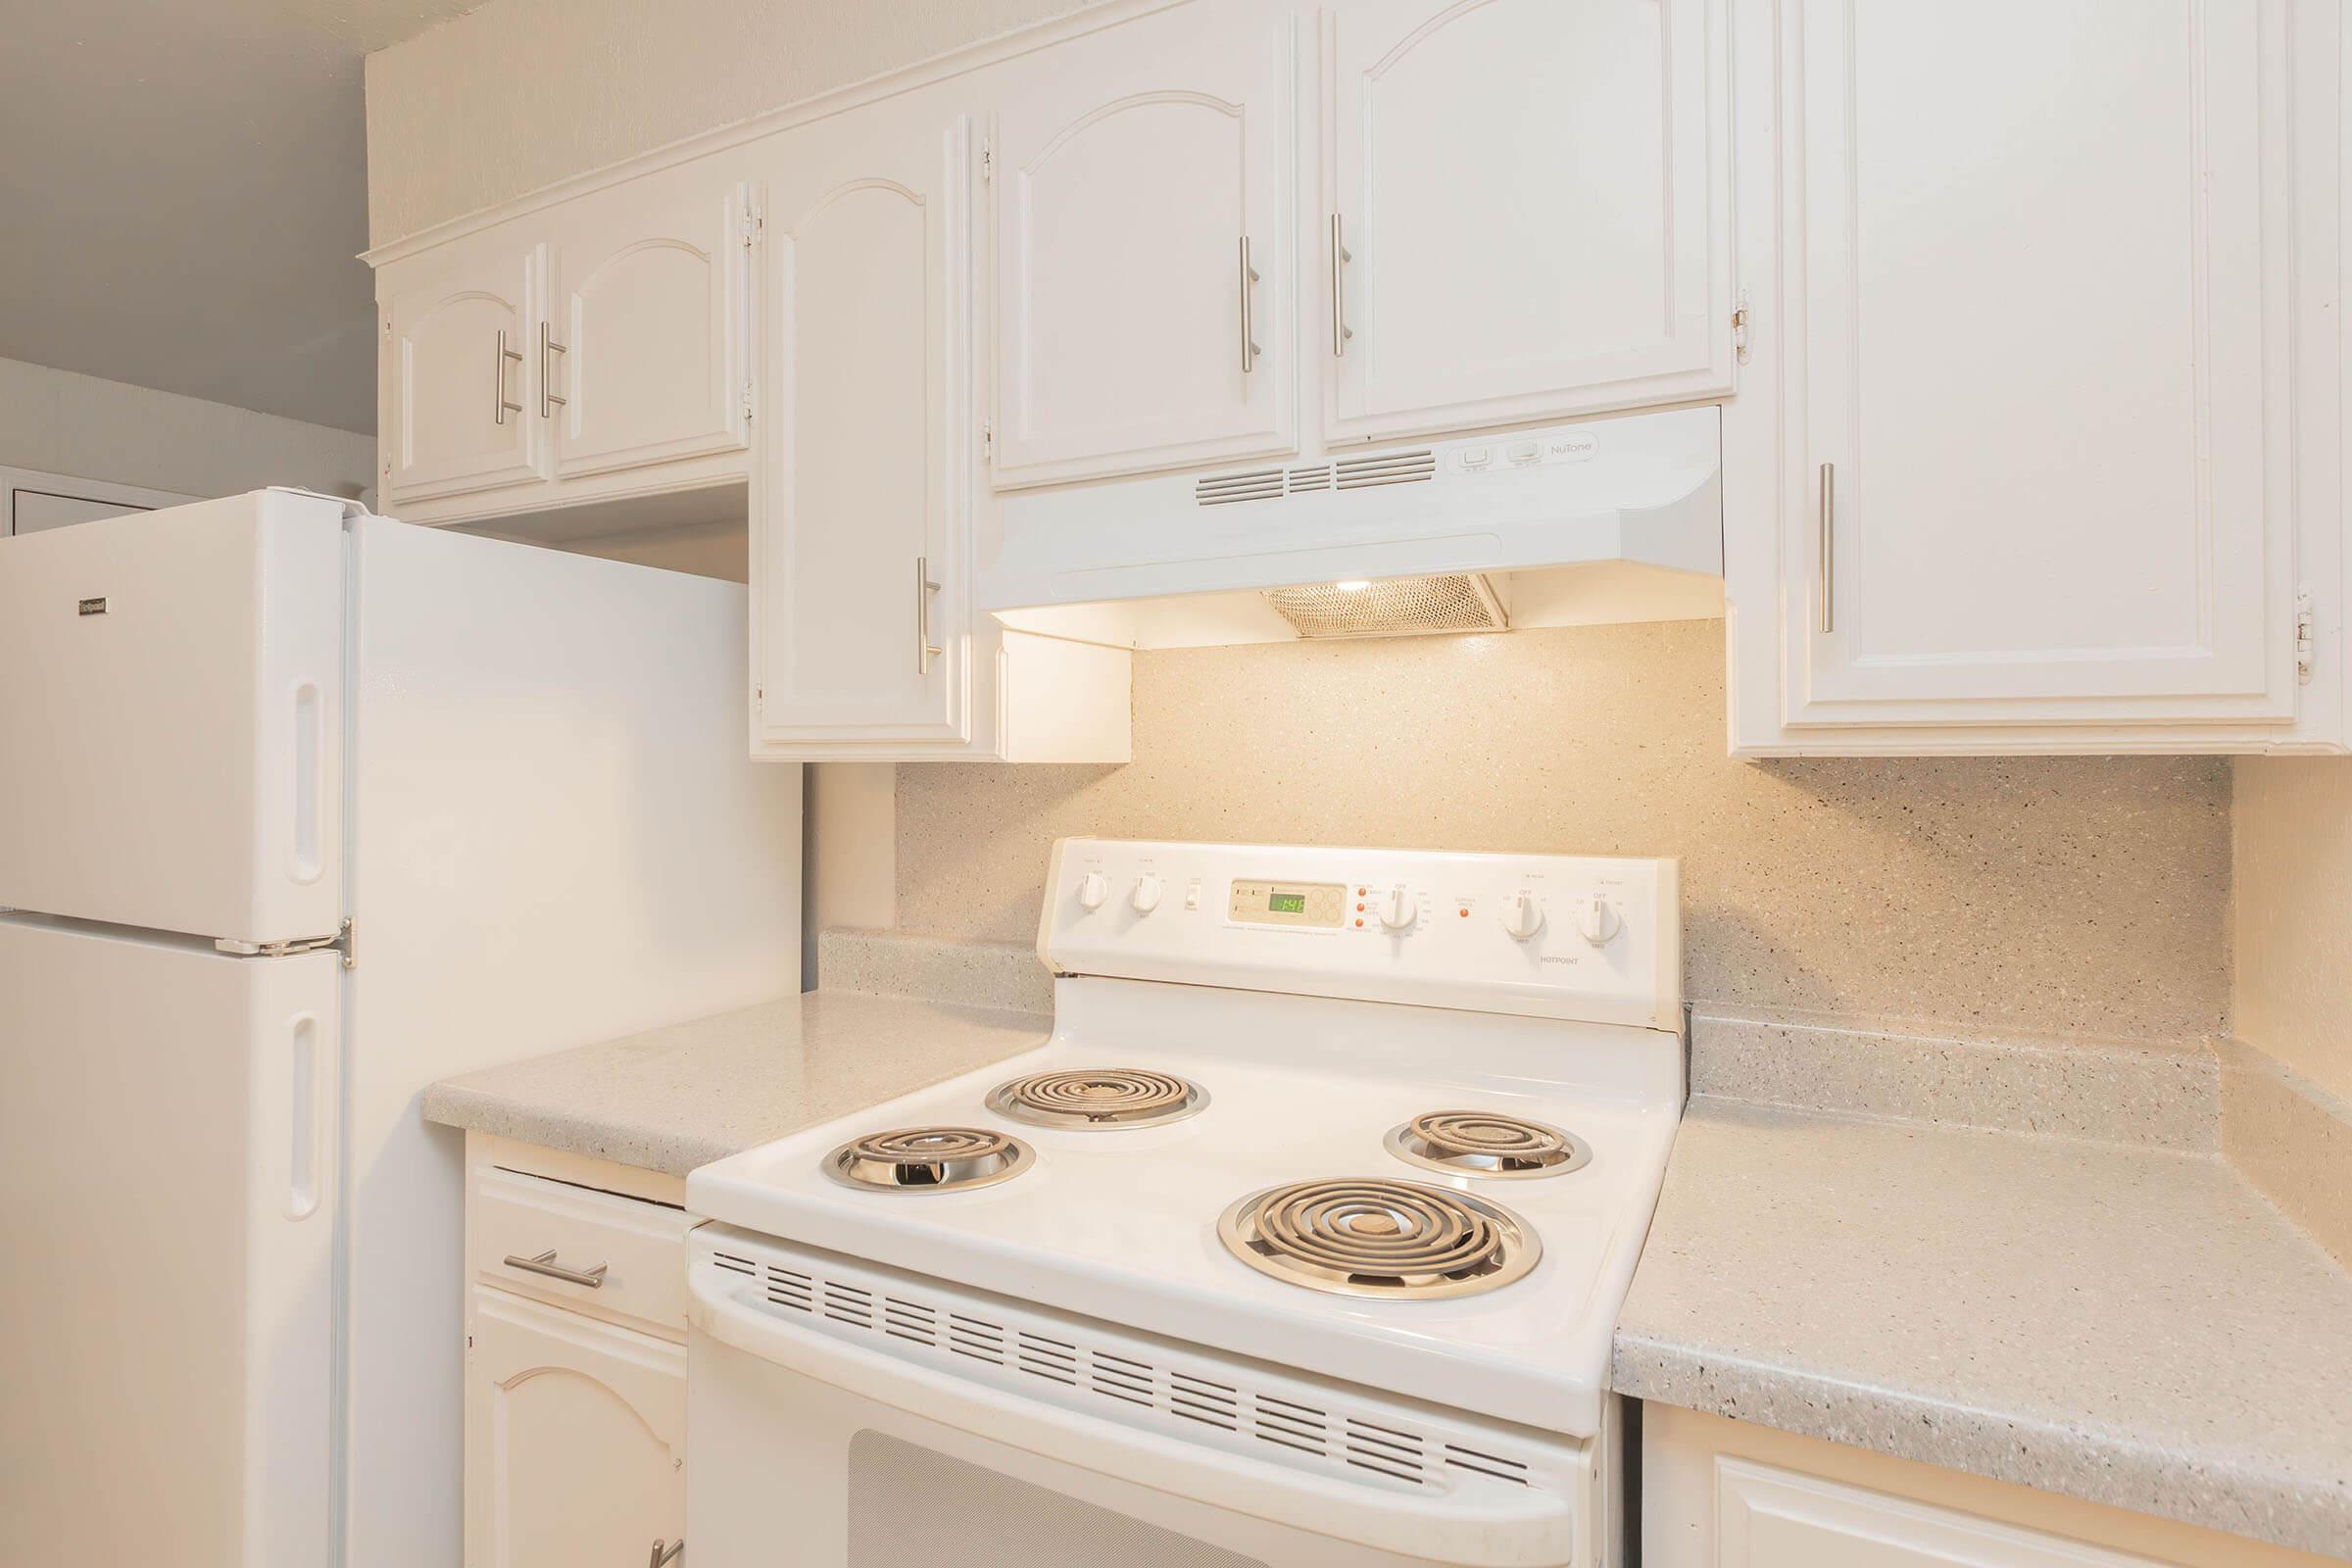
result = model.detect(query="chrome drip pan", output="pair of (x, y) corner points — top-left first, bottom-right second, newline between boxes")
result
(823, 1127), (1035, 1194)
(1216, 1177), (1540, 1299)
(1385, 1109), (1592, 1179)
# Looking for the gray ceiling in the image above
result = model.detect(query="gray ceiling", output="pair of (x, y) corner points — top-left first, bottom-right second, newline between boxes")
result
(0, 0), (480, 436)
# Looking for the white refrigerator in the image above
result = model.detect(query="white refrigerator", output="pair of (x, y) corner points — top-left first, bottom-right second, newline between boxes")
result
(0, 489), (803, 1567)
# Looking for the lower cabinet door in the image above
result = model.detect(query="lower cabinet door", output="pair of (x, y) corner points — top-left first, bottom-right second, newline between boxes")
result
(466, 1287), (686, 1568)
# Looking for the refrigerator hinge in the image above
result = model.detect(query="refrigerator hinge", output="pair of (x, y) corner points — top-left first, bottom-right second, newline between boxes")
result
(218, 918), (355, 969)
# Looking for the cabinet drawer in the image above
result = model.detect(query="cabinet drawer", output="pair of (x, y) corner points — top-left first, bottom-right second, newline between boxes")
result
(468, 1162), (691, 1333)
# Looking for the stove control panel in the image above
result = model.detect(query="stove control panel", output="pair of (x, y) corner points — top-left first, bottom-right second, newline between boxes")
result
(1042, 838), (1682, 1030)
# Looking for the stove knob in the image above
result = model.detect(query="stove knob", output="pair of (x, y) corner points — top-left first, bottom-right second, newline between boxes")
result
(1377, 884), (1417, 931)
(1077, 871), (1108, 912)
(1498, 890), (1544, 941)
(1578, 893), (1622, 946)
(1131, 873), (1164, 914)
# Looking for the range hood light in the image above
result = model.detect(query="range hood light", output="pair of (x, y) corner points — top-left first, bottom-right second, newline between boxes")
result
(1262, 573), (1509, 640)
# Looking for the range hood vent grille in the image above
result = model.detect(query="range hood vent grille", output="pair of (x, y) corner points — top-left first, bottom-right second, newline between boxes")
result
(1264, 572), (1507, 640)
(1194, 451), (1435, 508)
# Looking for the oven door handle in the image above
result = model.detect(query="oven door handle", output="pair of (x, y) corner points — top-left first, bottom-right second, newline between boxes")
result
(690, 1272), (1585, 1568)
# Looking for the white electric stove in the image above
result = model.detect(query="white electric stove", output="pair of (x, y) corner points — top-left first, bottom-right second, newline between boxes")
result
(686, 839), (1685, 1568)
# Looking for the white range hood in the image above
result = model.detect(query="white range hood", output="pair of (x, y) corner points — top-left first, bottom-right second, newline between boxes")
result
(982, 404), (1724, 650)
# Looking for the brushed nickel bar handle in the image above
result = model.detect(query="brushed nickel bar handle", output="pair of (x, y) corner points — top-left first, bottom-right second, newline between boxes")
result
(915, 556), (943, 675)
(1330, 214), (1353, 358)
(502, 1248), (607, 1289)
(539, 321), (568, 417)
(648, 1539), (684, 1568)
(1818, 462), (1837, 634)
(493, 331), (523, 425)
(1239, 236), (1260, 373)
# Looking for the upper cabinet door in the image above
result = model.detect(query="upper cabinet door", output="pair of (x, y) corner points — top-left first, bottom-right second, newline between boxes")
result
(990, 6), (1298, 488)
(754, 104), (974, 746)
(546, 167), (752, 480)
(382, 242), (546, 504)
(1325, 0), (1734, 444)
(1785, 0), (2294, 725)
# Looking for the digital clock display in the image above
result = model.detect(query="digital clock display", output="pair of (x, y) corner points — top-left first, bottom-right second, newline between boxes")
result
(1267, 892), (1307, 914)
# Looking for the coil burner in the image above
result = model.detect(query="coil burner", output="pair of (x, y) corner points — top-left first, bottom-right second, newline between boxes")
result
(985, 1068), (1207, 1130)
(1385, 1110), (1592, 1179)
(824, 1127), (1034, 1193)
(1216, 1177), (1541, 1299)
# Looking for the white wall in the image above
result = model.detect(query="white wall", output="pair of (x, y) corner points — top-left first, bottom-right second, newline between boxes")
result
(2232, 758), (2352, 1102)
(364, 0), (1104, 245)
(0, 355), (377, 504)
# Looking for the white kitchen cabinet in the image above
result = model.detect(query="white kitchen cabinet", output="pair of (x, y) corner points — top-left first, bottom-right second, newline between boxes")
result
(1643, 1405), (2330, 1568)
(465, 1289), (686, 1568)
(750, 96), (1130, 760)
(546, 166), (753, 479)
(753, 104), (977, 745)
(462, 1137), (690, 1568)
(382, 242), (546, 506)
(1322, 0), (1735, 445)
(989, 3), (1298, 487)
(1725, 0), (2345, 754)
(373, 164), (757, 526)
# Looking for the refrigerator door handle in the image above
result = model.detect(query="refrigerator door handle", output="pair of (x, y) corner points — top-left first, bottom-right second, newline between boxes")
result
(286, 1010), (324, 1221)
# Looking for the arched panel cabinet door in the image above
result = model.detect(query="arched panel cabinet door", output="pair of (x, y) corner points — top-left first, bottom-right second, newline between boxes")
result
(989, 6), (1297, 488)
(1323, 0), (1735, 443)
(464, 1289), (685, 1568)
(545, 165), (752, 480)
(381, 243), (546, 505)
(752, 104), (974, 747)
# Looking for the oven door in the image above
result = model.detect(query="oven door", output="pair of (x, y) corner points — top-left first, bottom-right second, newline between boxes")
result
(686, 1242), (1610, 1568)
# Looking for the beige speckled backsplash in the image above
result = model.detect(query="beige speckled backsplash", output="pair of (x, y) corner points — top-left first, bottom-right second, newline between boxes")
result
(898, 619), (2230, 1043)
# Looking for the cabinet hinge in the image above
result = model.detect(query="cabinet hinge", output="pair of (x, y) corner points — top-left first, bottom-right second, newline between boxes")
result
(1732, 291), (1751, 364)
(2296, 591), (2316, 685)
(982, 422), (995, 462)
(980, 138), (993, 183)
(742, 377), (756, 423)
(741, 207), (762, 250)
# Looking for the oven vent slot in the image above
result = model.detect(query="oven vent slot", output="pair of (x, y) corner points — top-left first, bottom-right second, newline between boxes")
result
(1287, 464), (1334, 495)
(1017, 1331), (1079, 1386)
(1170, 1371), (1241, 1432)
(1250, 1395), (1330, 1458)
(1335, 450), (1437, 491)
(948, 1312), (1007, 1365)
(1196, 468), (1286, 507)
(1088, 1350), (1156, 1407)
(764, 1265), (814, 1312)
(1345, 1417), (1428, 1484)
(1445, 1445), (1532, 1486)
(884, 1297), (938, 1348)
(821, 1282), (873, 1329)
(715, 1245), (1558, 1498)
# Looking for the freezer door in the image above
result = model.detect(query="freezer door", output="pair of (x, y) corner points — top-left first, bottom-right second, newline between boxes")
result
(0, 914), (341, 1568)
(0, 489), (346, 944)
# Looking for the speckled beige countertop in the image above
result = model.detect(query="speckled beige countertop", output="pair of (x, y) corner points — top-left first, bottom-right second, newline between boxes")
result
(1615, 1098), (2352, 1559)
(420, 990), (1051, 1176)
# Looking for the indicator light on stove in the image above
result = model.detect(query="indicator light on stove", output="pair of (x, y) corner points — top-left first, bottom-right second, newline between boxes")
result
(1578, 893), (1622, 946)
(1131, 873), (1164, 914)
(1077, 871), (1108, 911)
(1498, 891), (1543, 941)
(1377, 885), (1416, 931)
